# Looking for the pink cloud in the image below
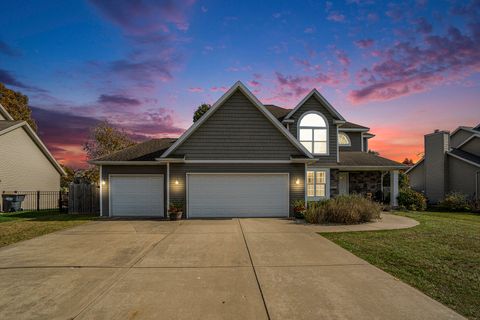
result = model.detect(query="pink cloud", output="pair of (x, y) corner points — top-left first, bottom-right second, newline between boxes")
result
(210, 86), (228, 92)
(188, 87), (204, 93)
(349, 25), (480, 103)
(327, 12), (345, 22)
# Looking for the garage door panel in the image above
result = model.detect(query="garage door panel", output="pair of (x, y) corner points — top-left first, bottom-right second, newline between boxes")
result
(188, 174), (288, 218)
(110, 175), (164, 216)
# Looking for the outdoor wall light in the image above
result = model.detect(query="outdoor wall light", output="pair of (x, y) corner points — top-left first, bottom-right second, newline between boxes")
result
(101, 180), (106, 186)
(175, 180), (179, 185)
(295, 179), (300, 185)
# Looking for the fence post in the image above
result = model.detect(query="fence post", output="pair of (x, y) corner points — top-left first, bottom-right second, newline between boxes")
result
(36, 191), (40, 211)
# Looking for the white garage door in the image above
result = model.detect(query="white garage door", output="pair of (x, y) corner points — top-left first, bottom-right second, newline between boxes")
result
(110, 175), (164, 217)
(187, 173), (289, 218)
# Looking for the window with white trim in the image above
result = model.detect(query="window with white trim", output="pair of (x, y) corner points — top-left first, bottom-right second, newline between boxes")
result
(299, 112), (328, 154)
(338, 132), (351, 146)
(306, 169), (328, 198)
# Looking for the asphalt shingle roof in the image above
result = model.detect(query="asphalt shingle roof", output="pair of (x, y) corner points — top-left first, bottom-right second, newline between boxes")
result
(94, 138), (177, 161)
(0, 120), (23, 133)
(449, 148), (480, 166)
(340, 122), (369, 130)
(338, 151), (406, 168)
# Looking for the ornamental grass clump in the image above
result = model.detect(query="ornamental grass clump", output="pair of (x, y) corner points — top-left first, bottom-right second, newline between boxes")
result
(304, 194), (381, 224)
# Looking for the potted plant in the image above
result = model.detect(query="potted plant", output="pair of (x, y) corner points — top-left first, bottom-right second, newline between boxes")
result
(291, 199), (306, 221)
(168, 201), (184, 220)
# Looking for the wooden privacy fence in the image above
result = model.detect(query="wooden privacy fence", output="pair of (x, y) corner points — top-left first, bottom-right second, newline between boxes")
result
(68, 183), (100, 214)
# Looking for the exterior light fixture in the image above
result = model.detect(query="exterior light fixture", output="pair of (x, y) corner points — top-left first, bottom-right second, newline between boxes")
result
(295, 179), (300, 185)
(101, 180), (106, 186)
(175, 180), (179, 185)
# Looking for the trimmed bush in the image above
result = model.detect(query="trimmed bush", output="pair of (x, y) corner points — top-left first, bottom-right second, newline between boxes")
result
(304, 194), (382, 224)
(439, 192), (471, 212)
(397, 188), (427, 211)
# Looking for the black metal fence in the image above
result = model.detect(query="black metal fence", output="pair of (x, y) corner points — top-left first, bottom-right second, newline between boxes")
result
(1, 191), (66, 212)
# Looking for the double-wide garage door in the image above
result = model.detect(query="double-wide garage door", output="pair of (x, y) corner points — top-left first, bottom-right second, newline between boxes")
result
(187, 173), (289, 218)
(110, 175), (164, 217)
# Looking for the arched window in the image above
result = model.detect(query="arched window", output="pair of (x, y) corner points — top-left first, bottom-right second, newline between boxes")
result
(298, 112), (328, 154)
(338, 132), (351, 146)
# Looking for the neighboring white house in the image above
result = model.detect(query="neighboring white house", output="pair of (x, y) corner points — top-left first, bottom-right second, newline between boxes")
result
(0, 103), (65, 211)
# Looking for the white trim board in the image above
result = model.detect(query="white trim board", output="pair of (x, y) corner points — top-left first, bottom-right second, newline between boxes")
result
(447, 152), (480, 168)
(455, 134), (480, 149)
(284, 89), (346, 121)
(160, 81), (313, 159)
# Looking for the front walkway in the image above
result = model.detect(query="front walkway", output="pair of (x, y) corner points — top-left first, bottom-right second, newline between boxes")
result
(0, 215), (462, 320)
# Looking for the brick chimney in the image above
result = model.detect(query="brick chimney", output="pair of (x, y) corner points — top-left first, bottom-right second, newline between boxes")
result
(424, 130), (450, 203)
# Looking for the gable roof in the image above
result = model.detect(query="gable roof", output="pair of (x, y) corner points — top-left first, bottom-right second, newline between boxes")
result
(283, 89), (346, 121)
(264, 105), (290, 120)
(91, 138), (177, 162)
(0, 120), (66, 175)
(447, 149), (480, 168)
(161, 81), (313, 159)
(405, 158), (424, 174)
(455, 133), (480, 149)
(339, 122), (369, 130)
(450, 126), (477, 137)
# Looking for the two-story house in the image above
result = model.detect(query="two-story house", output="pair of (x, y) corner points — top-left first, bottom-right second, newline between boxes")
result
(91, 81), (406, 218)
(407, 125), (480, 203)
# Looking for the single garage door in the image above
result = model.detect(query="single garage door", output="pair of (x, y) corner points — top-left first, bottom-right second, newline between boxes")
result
(187, 173), (289, 218)
(110, 175), (164, 217)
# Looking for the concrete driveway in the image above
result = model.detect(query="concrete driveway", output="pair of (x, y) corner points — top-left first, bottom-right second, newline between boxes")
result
(0, 218), (463, 320)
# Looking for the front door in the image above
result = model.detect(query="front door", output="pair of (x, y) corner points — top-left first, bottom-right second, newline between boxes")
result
(339, 172), (349, 195)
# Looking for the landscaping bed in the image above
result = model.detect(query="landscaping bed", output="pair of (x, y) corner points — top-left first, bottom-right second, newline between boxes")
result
(321, 211), (480, 320)
(0, 210), (96, 248)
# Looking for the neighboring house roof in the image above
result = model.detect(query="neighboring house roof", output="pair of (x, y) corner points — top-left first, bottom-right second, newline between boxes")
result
(447, 148), (480, 167)
(283, 89), (346, 121)
(340, 122), (369, 130)
(92, 138), (177, 163)
(0, 119), (66, 175)
(336, 151), (407, 169)
(161, 81), (314, 159)
(264, 105), (290, 120)
(405, 158), (424, 174)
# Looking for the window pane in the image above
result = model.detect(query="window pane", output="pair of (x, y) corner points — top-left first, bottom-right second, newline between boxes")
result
(338, 132), (350, 145)
(299, 129), (312, 141)
(307, 185), (315, 197)
(307, 171), (315, 184)
(314, 142), (327, 154)
(314, 129), (327, 141)
(316, 171), (326, 183)
(300, 113), (326, 127)
(316, 184), (325, 197)
(302, 141), (313, 153)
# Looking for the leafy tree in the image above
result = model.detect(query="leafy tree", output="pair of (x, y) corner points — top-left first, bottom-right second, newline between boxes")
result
(402, 158), (414, 166)
(193, 103), (211, 122)
(60, 165), (76, 189)
(367, 149), (379, 156)
(0, 83), (37, 131)
(83, 121), (136, 183)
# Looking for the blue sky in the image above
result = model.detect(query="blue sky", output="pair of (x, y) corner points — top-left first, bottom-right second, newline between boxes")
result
(1, 0), (479, 167)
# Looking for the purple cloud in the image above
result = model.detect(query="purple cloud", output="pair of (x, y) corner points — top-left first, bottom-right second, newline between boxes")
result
(188, 87), (204, 92)
(415, 17), (433, 34)
(349, 24), (480, 103)
(354, 39), (374, 48)
(327, 12), (345, 22)
(0, 69), (47, 93)
(0, 39), (20, 57)
(98, 94), (141, 106)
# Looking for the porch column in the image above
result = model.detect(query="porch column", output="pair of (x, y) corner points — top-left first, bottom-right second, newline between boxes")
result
(390, 170), (399, 207)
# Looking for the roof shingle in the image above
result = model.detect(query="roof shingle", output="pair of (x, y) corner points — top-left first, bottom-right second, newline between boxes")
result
(448, 148), (480, 166)
(94, 138), (177, 161)
(338, 151), (406, 168)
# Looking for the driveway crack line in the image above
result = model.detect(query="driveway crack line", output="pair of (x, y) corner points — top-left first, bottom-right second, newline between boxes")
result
(238, 219), (271, 320)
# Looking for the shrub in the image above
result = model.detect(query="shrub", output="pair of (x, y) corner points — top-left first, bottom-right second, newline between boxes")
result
(439, 192), (471, 212)
(397, 188), (427, 211)
(304, 194), (381, 224)
(291, 199), (306, 219)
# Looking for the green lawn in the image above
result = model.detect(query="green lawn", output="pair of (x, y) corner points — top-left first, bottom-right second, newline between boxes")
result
(321, 211), (480, 320)
(0, 210), (96, 248)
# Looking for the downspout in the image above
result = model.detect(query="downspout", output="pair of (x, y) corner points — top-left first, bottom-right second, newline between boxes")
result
(476, 171), (480, 201)
(166, 162), (170, 219)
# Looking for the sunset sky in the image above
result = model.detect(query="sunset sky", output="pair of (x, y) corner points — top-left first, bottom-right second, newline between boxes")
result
(1, 0), (479, 168)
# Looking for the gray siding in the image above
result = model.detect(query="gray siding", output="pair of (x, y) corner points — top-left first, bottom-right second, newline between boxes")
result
(288, 96), (338, 163)
(448, 156), (479, 199)
(450, 129), (474, 148)
(408, 161), (426, 193)
(339, 132), (362, 152)
(459, 137), (480, 157)
(100, 165), (167, 217)
(172, 90), (303, 160)
(424, 132), (449, 203)
(169, 163), (305, 216)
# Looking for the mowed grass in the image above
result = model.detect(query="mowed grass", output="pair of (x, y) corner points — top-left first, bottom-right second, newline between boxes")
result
(321, 211), (480, 319)
(0, 210), (96, 248)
